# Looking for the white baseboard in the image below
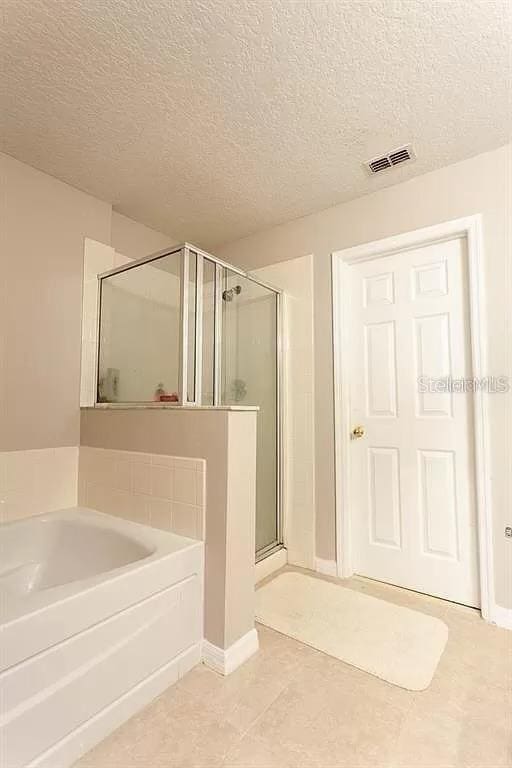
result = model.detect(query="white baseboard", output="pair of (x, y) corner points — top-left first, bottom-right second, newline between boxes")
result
(315, 557), (338, 577)
(488, 603), (512, 630)
(29, 643), (201, 768)
(255, 547), (287, 584)
(202, 628), (259, 675)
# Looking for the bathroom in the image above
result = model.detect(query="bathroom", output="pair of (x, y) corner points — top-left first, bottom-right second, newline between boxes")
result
(1, 2), (511, 767)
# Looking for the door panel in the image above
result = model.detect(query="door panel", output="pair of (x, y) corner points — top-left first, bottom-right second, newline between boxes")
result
(414, 313), (452, 417)
(364, 321), (397, 417)
(349, 237), (479, 607)
(368, 447), (402, 549)
(418, 449), (458, 559)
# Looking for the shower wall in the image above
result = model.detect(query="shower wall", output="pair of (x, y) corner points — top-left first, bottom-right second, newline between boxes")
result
(98, 254), (181, 403)
(200, 262), (216, 405)
(100, 285), (179, 402)
(221, 275), (279, 554)
(95, 246), (282, 560)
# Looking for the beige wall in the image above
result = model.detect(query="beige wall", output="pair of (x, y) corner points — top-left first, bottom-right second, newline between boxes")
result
(1, 152), (175, 452)
(0, 153), (111, 451)
(0, 447), (78, 523)
(111, 211), (174, 261)
(80, 407), (257, 649)
(224, 410), (257, 647)
(218, 144), (512, 609)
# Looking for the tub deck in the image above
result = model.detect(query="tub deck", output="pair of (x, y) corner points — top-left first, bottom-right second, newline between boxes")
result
(0, 507), (204, 768)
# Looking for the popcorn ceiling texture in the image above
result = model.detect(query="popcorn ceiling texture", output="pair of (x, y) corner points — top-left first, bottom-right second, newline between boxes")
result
(1, 0), (510, 248)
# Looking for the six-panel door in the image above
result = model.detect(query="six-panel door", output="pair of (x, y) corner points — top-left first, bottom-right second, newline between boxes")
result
(349, 237), (480, 607)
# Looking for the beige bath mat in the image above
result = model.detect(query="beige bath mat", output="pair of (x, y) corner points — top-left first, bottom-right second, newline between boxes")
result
(256, 572), (448, 690)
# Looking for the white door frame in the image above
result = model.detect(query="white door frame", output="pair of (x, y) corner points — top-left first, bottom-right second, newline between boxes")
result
(332, 215), (495, 624)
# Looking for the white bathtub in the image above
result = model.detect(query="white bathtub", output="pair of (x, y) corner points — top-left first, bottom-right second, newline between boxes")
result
(0, 507), (204, 768)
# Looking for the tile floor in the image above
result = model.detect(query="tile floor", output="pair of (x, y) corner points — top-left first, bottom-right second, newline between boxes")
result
(76, 569), (512, 768)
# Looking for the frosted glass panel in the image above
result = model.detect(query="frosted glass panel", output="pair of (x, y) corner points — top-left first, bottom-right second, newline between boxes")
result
(221, 270), (278, 554)
(98, 253), (182, 403)
(201, 259), (216, 406)
(187, 252), (197, 403)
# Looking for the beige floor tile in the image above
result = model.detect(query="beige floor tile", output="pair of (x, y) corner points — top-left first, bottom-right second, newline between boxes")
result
(224, 732), (322, 768)
(453, 719), (512, 768)
(394, 705), (512, 768)
(178, 719), (241, 767)
(393, 708), (464, 768)
(438, 628), (511, 698)
(253, 664), (409, 767)
(177, 629), (316, 731)
(75, 688), (223, 768)
(248, 663), (337, 747)
(175, 661), (230, 703)
(75, 736), (134, 768)
(394, 673), (512, 768)
(223, 670), (292, 732)
(75, 570), (512, 768)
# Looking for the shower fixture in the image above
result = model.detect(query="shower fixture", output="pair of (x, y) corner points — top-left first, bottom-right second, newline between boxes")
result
(222, 285), (242, 302)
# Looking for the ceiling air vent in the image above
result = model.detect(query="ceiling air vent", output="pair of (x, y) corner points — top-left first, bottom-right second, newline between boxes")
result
(364, 144), (416, 175)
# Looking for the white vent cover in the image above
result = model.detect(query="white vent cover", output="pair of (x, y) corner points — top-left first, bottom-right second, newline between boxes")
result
(364, 144), (416, 174)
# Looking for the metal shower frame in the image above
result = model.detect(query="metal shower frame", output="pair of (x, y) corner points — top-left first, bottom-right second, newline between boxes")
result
(96, 243), (284, 559)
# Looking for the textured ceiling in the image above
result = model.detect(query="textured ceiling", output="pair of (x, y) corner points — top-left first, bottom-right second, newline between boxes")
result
(1, 0), (511, 248)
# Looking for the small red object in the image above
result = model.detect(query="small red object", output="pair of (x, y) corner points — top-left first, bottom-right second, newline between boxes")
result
(159, 393), (179, 402)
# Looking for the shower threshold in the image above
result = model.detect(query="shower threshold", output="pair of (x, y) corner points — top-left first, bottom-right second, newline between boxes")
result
(255, 545), (287, 584)
(256, 541), (285, 564)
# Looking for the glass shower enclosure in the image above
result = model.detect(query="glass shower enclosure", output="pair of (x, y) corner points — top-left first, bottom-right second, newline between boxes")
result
(96, 244), (282, 561)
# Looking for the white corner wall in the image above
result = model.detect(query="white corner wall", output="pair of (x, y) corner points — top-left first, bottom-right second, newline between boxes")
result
(252, 255), (316, 569)
(81, 239), (116, 407)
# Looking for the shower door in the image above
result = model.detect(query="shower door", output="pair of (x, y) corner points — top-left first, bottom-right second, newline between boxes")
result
(221, 270), (281, 558)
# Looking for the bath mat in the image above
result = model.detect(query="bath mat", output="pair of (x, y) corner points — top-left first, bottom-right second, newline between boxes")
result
(256, 571), (448, 691)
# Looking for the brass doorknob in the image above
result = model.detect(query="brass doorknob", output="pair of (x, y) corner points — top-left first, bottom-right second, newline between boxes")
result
(351, 425), (365, 439)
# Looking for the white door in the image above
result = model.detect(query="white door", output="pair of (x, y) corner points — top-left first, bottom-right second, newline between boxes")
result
(348, 236), (480, 607)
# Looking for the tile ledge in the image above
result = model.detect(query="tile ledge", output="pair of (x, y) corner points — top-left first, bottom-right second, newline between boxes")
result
(81, 404), (259, 412)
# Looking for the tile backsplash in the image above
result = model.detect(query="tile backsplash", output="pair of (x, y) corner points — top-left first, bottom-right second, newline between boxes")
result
(0, 447), (79, 523)
(78, 446), (205, 539)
